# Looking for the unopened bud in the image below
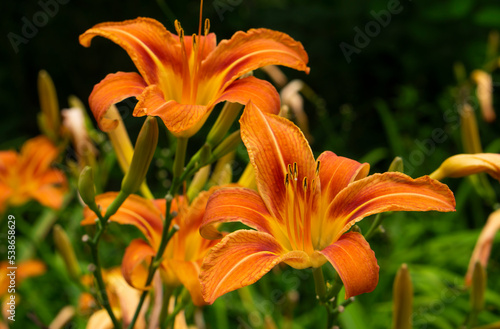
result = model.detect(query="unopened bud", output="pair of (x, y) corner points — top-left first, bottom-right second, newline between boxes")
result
(206, 102), (243, 147)
(54, 225), (81, 280)
(121, 117), (159, 195)
(211, 130), (242, 161)
(460, 104), (482, 154)
(78, 166), (97, 210)
(392, 264), (413, 329)
(38, 70), (60, 140)
(388, 156), (404, 173)
(429, 153), (500, 182)
(470, 261), (486, 313)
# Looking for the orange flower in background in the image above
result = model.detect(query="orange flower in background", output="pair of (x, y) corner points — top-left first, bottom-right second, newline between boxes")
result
(0, 260), (46, 297)
(79, 16), (309, 137)
(199, 102), (456, 304)
(81, 268), (147, 329)
(0, 136), (67, 212)
(82, 189), (221, 306)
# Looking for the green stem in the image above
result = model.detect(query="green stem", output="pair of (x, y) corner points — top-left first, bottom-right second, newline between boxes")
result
(364, 213), (384, 240)
(172, 137), (188, 183)
(312, 267), (327, 303)
(89, 239), (121, 328)
(159, 285), (175, 329)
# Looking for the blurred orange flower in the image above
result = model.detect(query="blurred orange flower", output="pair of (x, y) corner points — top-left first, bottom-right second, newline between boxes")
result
(79, 17), (309, 137)
(199, 102), (456, 304)
(81, 268), (146, 329)
(82, 189), (221, 306)
(0, 136), (67, 212)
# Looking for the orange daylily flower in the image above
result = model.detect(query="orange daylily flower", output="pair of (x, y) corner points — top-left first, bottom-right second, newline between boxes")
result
(199, 102), (456, 304)
(81, 189), (221, 306)
(79, 17), (309, 137)
(0, 136), (67, 212)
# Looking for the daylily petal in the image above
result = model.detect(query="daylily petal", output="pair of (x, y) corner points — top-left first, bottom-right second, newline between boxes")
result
(89, 72), (147, 131)
(321, 173), (455, 247)
(20, 136), (59, 175)
(201, 28), (309, 93)
(122, 239), (155, 290)
(168, 260), (206, 306)
(317, 232), (379, 298)
(213, 76), (280, 115)
(135, 84), (209, 137)
(430, 153), (500, 182)
(201, 230), (308, 304)
(465, 209), (500, 285)
(82, 192), (163, 247)
(80, 17), (181, 85)
(317, 151), (370, 202)
(240, 101), (316, 221)
(200, 187), (275, 239)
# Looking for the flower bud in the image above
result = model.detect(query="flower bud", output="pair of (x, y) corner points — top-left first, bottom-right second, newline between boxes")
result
(460, 103), (482, 154)
(211, 130), (241, 161)
(471, 70), (496, 122)
(429, 153), (500, 181)
(206, 102), (243, 147)
(470, 261), (486, 313)
(121, 117), (158, 195)
(53, 225), (81, 281)
(37, 70), (61, 140)
(187, 165), (211, 201)
(238, 162), (257, 190)
(388, 156), (404, 173)
(78, 166), (97, 210)
(392, 264), (413, 329)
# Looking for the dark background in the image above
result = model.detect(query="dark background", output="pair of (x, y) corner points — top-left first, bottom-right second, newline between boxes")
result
(3, 0), (500, 176)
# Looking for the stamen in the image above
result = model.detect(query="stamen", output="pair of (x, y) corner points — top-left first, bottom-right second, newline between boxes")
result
(288, 164), (293, 177)
(293, 162), (298, 179)
(316, 160), (321, 175)
(285, 173), (289, 186)
(303, 177), (308, 191)
(204, 18), (210, 36)
(174, 20), (184, 40)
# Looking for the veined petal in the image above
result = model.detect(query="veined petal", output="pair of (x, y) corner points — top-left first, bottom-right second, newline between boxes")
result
(168, 260), (206, 306)
(135, 85), (209, 137)
(321, 173), (455, 247)
(317, 232), (379, 298)
(200, 230), (307, 304)
(317, 151), (370, 202)
(430, 153), (500, 181)
(201, 28), (309, 94)
(81, 192), (163, 247)
(212, 76), (280, 115)
(89, 72), (147, 131)
(79, 17), (181, 85)
(122, 239), (155, 290)
(240, 101), (316, 221)
(201, 187), (276, 239)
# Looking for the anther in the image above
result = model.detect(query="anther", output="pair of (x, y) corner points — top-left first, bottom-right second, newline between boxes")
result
(204, 18), (210, 36)
(316, 160), (321, 175)
(293, 162), (297, 178)
(285, 173), (289, 186)
(303, 177), (308, 190)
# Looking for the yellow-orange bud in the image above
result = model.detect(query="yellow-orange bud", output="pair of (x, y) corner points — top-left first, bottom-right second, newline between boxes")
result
(121, 117), (158, 195)
(53, 225), (81, 281)
(392, 264), (413, 329)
